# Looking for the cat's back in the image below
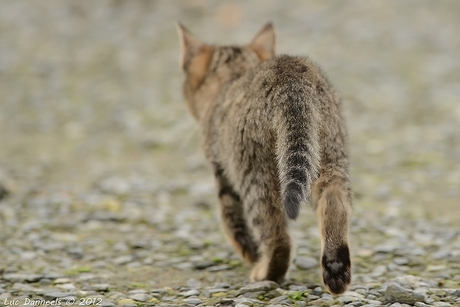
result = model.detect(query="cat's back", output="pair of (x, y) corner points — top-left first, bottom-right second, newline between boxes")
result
(219, 54), (334, 120)
(256, 55), (328, 87)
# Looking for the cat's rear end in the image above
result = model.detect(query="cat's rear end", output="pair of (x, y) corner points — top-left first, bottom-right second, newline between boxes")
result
(178, 22), (352, 295)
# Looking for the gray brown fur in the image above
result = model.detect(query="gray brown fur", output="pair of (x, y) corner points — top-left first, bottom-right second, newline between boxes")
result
(178, 22), (352, 294)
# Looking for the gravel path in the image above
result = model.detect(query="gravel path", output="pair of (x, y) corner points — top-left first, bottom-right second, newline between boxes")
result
(1, 182), (459, 306)
(1, 1), (459, 307)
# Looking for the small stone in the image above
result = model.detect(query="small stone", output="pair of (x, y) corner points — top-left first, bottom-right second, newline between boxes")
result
(214, 282), (231, 288)
(296, 301), (307, 307)
(295, 256), (318, 269)
(56, 283), (76, 290)
(385, 284), (424, 305)
(313, 287), (323, 295)
(113, 255), (133, 265)
(0, 293), (12, 300)
(432, 303), (451, 307)
(100, 300), (116, 307)
(183, 297), (202, 305)
(54, 278), (72, 284)
(371, 265), (387, 277)
(207, 264), (232, 271)
(3, 273), (42, 283)
(43, 291), (76, 299)
(39, 279), (52, 286)
(129, 293), (152, 302)
(194, 261), (215, 269)
(415, 303), (429, 307)
(269, 295), (288, 303)
(207, 288), (230, 294)
(393, 257), (409, 265)
(289, 285), (308, 292)
(128, 289), (147, 294)
(88, 284), (110, 291)
(235, 304), (250, 307)
(161, 296), (176, 302)
(182, 289), (200, 297)
(429, 289), (447, 296)
(117, 299), (136, 307)
(350, 286), (368, 295)
(107, 292), (126, 300)
(241, 291), (265, 299)
(427, 265), (446, 272)
(67, 247), (84, 258)
(12, 282), (36, 291)
(187, 278), (202, 289)
(367, 299), (382, 305)
(174, 262), (194, 270)
(240, 281), (278, 293)
(343, 291), (364, 299)
(432, 250), (451, 260)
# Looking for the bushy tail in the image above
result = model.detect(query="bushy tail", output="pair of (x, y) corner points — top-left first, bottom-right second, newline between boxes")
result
(275, 91), (321, 219)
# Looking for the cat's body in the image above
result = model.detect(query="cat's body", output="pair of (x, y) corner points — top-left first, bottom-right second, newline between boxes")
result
(178, 23), (352, 294)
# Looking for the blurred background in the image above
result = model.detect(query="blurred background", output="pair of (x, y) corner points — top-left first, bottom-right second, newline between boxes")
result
(1, 0), (459, 221)
(1, 0), (460, 293)
(1, 0), (460, 243)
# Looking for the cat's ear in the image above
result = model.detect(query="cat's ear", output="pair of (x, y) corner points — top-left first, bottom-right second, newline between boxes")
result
(250, 22), (276, 61)
(177, 23), (206, 71)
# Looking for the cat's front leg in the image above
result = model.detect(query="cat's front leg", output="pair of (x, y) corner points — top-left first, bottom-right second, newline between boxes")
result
(213, 163), (260, 264)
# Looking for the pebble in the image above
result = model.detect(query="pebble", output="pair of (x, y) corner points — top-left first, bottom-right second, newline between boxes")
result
(113, 255), (133, 265)
(384, 284), (425, 305)
(194, 261), (215, 269)
(289, 285), (308, 292)
(295, 256), (318, 269)
(183, 297), (202, 305)
(100, 300), (116, 307)
(313, 287), (323, 295)
(43, 291), (77, 299)
(3, 273), (43, 282)
(371, 265), (387, 277)
(56, 283), (76, 290)
(187, 278), (202, 289)
(117, 299), (136, 307)
(207, 264), (232, 271)
(181, 289), (200, 297)
(269, 295), (288, 303)
(129, 293), (152, 302)
(240, 281), (278, 293)
(53, 278), (72, 284)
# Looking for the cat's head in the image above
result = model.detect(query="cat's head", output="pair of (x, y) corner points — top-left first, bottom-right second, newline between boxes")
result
(177, 22), (276, 120)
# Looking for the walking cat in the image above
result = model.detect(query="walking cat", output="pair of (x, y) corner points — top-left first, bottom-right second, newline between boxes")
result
(177, 22), (352, 294)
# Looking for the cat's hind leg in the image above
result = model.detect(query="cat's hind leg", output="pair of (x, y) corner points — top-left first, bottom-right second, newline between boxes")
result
(214, 163), (259, 264)
(313, 175), (352, 294)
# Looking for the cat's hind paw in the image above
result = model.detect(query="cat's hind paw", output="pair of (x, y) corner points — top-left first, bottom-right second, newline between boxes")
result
(321, 245), (351, 295)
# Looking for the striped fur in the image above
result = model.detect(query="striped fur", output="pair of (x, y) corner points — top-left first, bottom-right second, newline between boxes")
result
(178, 22), (353, 294)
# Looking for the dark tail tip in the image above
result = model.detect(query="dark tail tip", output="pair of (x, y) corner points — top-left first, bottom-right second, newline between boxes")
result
(282, 182), (303, 219)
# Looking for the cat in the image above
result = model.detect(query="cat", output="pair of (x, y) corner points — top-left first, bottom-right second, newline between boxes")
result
(177, 22), (352, 295)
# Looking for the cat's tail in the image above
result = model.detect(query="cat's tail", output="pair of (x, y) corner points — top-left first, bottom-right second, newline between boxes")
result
(275, 90), (321, 220)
